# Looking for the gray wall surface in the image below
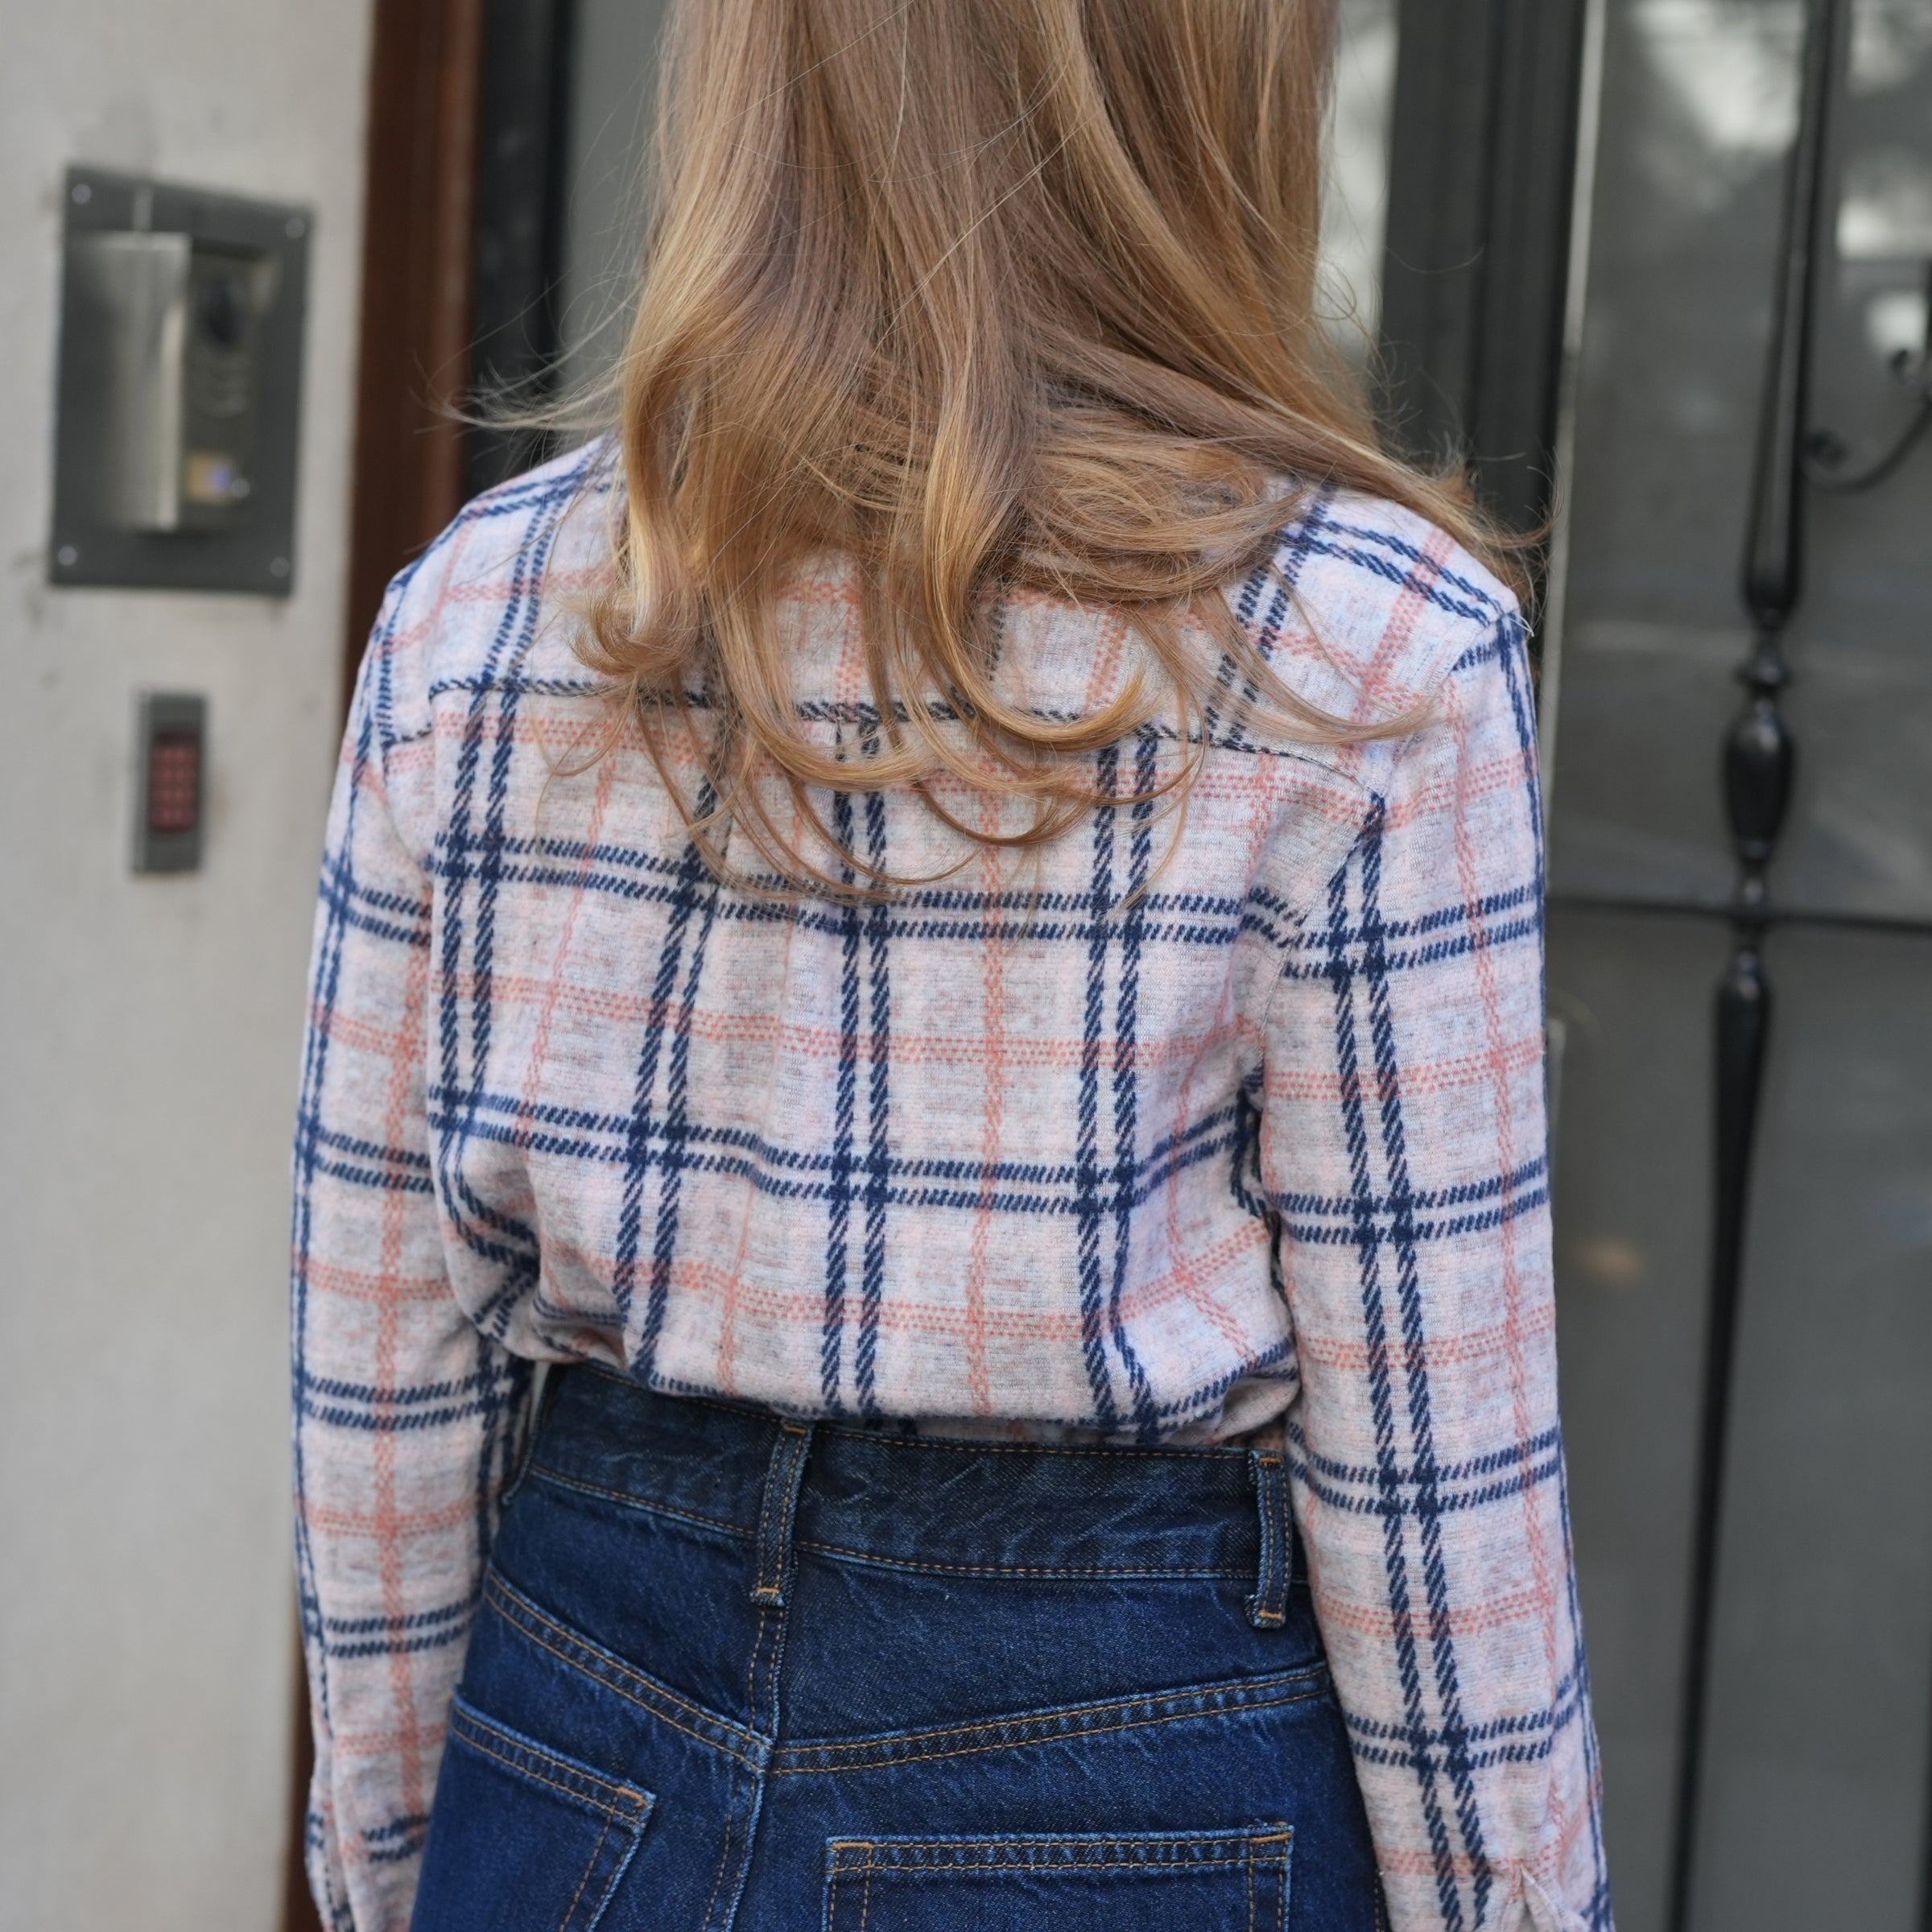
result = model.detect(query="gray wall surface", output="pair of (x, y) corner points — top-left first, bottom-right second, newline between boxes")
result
(0, 0), (374, 1925)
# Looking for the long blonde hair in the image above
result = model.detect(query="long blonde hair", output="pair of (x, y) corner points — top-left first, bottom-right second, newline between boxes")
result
(579, 0), (1512, 890)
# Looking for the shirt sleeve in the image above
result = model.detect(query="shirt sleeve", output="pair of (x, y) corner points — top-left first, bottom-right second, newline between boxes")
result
(291, 591), (535, 1931)
(1259, 613), (1612, 1932)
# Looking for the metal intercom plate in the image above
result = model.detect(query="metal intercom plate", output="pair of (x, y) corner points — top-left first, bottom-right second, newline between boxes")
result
(49, 168), (311, 595)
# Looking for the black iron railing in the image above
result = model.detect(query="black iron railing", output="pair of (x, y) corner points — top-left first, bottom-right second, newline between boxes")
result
(1666, 4), (1842, 1928)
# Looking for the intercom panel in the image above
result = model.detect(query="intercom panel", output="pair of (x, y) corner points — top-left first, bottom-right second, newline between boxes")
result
(49, 169), (312, 595)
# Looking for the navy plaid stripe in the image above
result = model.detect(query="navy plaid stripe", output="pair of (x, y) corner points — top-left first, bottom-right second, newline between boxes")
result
(1075, 744), (1123, 1427)
(858, 785), (893, 1416)
(1111, 733), (1161, 1439)
(620, 782), (718, 1368)
(1323, 824), (1472, 1930)
(825, 780), (862, 1406)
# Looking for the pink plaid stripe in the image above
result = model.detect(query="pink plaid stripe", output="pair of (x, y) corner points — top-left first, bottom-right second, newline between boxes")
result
(292, 443), (1608, 1931)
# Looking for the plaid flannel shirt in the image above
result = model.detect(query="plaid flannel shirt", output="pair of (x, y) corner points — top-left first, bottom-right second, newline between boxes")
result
(293, 442), (1609, 1932)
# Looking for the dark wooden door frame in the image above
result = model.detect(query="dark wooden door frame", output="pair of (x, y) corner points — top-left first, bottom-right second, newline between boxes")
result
(336, 0), (486, 714)
(336, 0), (576, 714)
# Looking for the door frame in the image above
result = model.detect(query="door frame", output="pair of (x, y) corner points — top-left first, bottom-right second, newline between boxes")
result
(1379, 0), (1593, 545)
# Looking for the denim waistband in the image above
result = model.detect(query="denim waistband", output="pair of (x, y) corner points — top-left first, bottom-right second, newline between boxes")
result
(528, 1365), (1296, 1622)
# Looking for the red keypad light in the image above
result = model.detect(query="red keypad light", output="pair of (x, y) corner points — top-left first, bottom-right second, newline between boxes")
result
(147, 729), (201, 834)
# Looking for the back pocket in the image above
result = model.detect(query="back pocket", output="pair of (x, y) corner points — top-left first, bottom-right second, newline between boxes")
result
(411, 1695), (654, 1932)
(823, 1827), (1291, 1932)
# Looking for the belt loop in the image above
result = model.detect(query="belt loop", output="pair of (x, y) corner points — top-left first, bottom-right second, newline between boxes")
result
(752, 1420), (814, 1608)
(501, 1360), (564, 1511)
(1246, 1447), (1290, 1630)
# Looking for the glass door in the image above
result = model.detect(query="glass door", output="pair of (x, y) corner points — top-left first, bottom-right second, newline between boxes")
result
(1541, 5), (1932, 1930)
(543, 0), (1404, 407)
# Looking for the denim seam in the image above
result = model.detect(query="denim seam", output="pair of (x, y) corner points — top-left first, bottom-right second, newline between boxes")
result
(774, 1669), (1331, 1775)
(712, 1591), (791, 1930)
(828, 1831), (1286, 1859)
(793, 1538), (1249, 1581)
(446, 1704), (652, 1823)
(825, 1828), (1292, 1877)
(823, 1839), (867, 1913)
(559, 1814), (618, 1932)
(526, 1462), (753, 1543)
(743, 1602), (774, 1756)
(786, 1670), (1327, 1763)
(482, 1573), (769, 1769)
(823, 1847), (872, 1932)
(1258, 1831), (1294, 1932)
(837, 1852), (1272, 1872)
(696, 1765), (743, 1932)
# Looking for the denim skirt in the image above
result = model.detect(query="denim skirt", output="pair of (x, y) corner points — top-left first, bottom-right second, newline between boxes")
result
(411, 1364), (1383, 1932)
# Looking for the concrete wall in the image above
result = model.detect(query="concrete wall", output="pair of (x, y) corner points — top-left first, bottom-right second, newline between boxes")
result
(0, 2), (373, 1926)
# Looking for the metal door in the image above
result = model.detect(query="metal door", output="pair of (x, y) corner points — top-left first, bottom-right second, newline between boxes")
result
(1534, 4), (1932, 1930)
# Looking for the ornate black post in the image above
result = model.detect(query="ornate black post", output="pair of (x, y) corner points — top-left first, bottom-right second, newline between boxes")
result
(1665, 4), (1845, 1928)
